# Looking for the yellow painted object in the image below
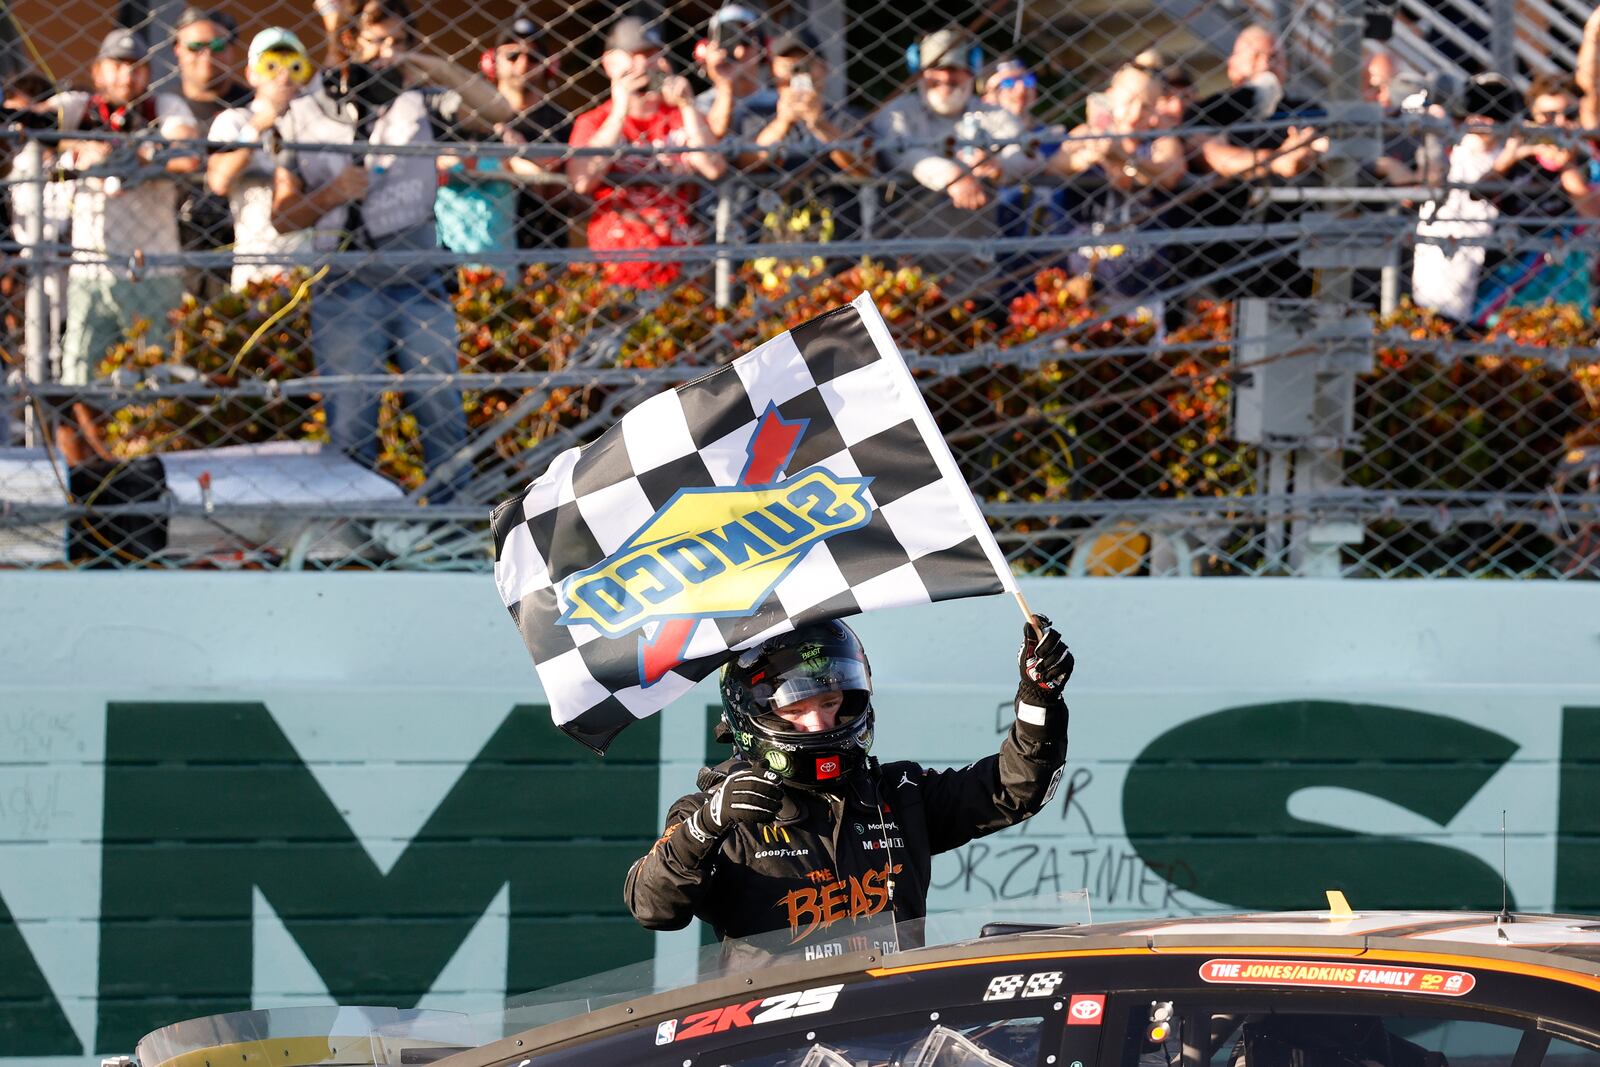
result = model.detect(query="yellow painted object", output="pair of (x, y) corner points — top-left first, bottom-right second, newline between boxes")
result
(1082, 524), (1150, 576)
(1326, 890), (1354, 917)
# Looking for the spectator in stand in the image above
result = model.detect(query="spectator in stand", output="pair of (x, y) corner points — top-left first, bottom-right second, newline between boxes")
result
(747, 27), (871, 247)
(979, 56), (1066, 302)
(436, 15), (569, 263)
(269, 24), (472, 502)
(482, 14), (572, 251)
(1052, 62), (1186, 311)
(52, 28), (199, 463)
(874, 28), (1024, 217)
(1362, 43), (1426, 186)
(206, 28), (314, 289)
(1418, 73), (1599, 328)
(1412, 73), (1522, 327)
(348, 0), (514, 137)
(1181, 24), (1323, 299)
(873, 26), (1026, 309)
(697, 4), (776, 142)
(1153, 60), (1194, 133)
(173, 7), (248, 300)
(173, 7), (248, 129)
(2, 73), (61, 351)
(567, 15), (726, 290)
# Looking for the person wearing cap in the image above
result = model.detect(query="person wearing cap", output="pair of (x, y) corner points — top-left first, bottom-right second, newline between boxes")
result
(975, 56), (1067, 306)
(206, 28), (315, 288)
(567, 15), (726, 289)
(872, 28), (1024, 212)
(435, 16), (567, 262)
(744, 27), (870, 249)
(173, 7), (248, 129)
(268, 3), (475, 504)
(871, 27), (1025, 312)
(49, 27), (199, 462)
(171, 8), (249, 301)
(696, 4), (776, 141)
(477, 15), (572, 252)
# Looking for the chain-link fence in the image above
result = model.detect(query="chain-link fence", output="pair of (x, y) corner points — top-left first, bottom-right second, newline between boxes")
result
(0, 0), (1597, 575)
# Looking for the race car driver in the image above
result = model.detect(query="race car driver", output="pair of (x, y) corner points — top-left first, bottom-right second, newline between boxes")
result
(624, 615), (1073, 961)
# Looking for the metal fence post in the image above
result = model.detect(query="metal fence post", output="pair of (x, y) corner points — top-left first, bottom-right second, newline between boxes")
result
(1490, 0), (1517, 75)
(1291, 0), (1371, 578)
(714, 183), (734, 311)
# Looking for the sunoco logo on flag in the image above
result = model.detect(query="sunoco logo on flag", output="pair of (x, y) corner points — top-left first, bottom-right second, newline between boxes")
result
(557, 460), (873, 639)
(492, 292), (1016, 753)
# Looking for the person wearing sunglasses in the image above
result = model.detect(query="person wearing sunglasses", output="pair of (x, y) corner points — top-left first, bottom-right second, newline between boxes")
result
(172, 8), (248, 300)
(1467, 73), (1600, 325)
(981, 59), (1038, 122)
(173, 7), (247, 130)
(205, 28), (315, 288)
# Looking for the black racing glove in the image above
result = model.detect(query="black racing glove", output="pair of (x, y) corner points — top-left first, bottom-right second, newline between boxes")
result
(1017, 614), (1074, 711)
(678, 765), (785, 862)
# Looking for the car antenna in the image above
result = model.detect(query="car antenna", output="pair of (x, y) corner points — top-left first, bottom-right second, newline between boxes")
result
(1495, 810), (1514, 933)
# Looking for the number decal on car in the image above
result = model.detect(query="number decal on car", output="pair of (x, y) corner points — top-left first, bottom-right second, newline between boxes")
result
(661, 984), (845, 1042)
(984, 971), (1065, 1001)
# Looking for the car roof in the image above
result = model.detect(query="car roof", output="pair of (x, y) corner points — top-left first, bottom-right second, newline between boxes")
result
(440, 910), (1600, 1067)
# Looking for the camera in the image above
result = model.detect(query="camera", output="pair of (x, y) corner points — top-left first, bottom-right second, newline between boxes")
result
(789, 62), (813, 95)
(646, 67), (666, 93)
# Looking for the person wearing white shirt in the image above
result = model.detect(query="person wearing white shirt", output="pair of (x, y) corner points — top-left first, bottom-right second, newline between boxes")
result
(51, 27), (199, 463)
(207, 28), (315, 288)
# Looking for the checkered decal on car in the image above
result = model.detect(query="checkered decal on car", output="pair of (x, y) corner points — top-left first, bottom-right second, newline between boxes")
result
(492, 292), (1015, 754)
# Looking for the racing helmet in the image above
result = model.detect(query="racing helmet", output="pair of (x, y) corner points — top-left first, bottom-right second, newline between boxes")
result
(719, 620), (874, 786)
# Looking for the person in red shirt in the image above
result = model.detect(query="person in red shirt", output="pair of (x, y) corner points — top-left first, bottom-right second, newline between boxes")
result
(568, 15), (726, 288)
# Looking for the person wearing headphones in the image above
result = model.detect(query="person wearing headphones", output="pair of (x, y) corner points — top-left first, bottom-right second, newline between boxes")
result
(872, 27), (1025, 214)
(625, 616), (1073, 963)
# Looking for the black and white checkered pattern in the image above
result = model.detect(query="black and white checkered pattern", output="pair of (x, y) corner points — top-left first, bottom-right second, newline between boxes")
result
(492, 293), (1016, 754)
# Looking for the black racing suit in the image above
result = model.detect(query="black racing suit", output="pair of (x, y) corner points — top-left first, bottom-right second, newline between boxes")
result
(624, 707), (1067, 962)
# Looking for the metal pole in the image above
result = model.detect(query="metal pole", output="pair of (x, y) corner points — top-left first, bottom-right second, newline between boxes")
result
(1290, 0), (1368, 577)
(714, 184), (734, 311)
(19, 137), (48, 448)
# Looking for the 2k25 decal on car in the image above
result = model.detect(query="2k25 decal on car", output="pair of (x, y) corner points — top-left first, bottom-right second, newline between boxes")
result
(657, 984), (845, 1045)
(1199, 959), (1476, 997)
(982, 971), (1065, 1001)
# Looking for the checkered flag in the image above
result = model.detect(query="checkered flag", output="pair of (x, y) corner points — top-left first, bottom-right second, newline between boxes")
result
(491, 293), (1016, 754)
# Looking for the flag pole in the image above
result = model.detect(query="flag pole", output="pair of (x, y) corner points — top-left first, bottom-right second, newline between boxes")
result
(1011, 588), (1044, 638)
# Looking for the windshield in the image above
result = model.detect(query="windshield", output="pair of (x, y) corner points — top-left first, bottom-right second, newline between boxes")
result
(132, 892), (1092, 1066)
(135, 1007), (487, 1067)
(495, 890), (1092, 1034)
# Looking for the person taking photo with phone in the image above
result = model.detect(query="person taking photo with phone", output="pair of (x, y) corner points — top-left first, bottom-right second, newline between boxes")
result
(567, 14), (726, 289)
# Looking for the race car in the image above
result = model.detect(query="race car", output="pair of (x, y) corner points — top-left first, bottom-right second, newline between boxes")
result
(133, 907), (1600, 1067)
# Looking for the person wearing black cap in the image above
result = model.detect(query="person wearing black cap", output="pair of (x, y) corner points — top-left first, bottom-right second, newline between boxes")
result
(49, 27), (200, 463)
(567, 15), (726, 289)
(745, 27), (870, 248)
(173, 7), (248, 129)
(481, 15), (572, 252)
